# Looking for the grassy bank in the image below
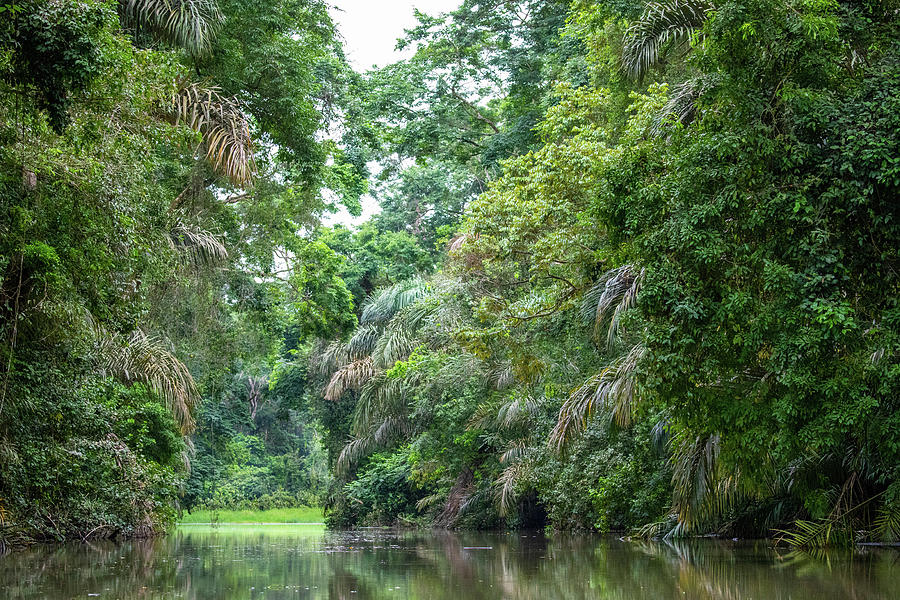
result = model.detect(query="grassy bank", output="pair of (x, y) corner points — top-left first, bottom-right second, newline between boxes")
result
(178, 507), (324, 524)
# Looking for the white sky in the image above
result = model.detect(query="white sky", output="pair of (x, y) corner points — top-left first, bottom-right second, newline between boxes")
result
(330, 0), (461, 70)
(323, 1), (461, 228)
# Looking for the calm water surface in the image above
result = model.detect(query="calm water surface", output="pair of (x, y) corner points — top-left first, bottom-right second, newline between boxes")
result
(1, 524), (898, 599)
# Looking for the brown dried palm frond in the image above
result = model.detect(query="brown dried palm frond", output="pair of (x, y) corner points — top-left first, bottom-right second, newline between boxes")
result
(95, 327), (199, 435)
(170, 82), (255, 187)
(120, 0), (224, 55)
(324, 357), (375, 401)
(310, 340), (350, 378)
(448, 233), (470, 253)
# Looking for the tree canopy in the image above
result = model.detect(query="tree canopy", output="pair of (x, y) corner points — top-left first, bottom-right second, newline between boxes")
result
(1, 0), (898, 548)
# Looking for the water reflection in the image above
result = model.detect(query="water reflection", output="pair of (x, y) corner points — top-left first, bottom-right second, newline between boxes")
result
(1, 525), (898, 599)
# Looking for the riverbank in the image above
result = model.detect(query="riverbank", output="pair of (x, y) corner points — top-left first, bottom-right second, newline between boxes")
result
(178, 507), (324, 524)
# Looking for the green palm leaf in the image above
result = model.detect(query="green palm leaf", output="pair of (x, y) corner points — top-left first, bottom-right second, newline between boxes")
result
(310, 340), (350, 378)
(347, 324), (382, 360)
(120, 0), (224, 55)
(360, 278), (430, 325)
(550, 343), (645, 450)
(497, 458), (530, 517)
(669, 431), (745, 532)
(622, 0), (714, 80)
(336, 436), (377, 476)
(581, 265), (644, 349)
(95, 327), (199, 435)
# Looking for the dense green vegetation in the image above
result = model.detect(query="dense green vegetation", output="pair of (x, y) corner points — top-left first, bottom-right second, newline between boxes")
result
(0, 0), (360, 544)
(178, 507), (323, 523)
(1, 0), (898, 550)
(310, 0), (900, 544)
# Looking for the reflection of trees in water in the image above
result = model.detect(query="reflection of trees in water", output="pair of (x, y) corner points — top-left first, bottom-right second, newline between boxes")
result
(626, 539), (900, 600)
(0, 529), (898, 600)
(0, 538), (175, 598)
(335, 533), (900, 600)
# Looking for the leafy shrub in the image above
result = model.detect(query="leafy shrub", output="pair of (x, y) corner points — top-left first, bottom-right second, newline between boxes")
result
(329, 449), (423, 527)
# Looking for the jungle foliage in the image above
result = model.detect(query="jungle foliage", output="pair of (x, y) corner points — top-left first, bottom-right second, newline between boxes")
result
(308, 0), (900, 546)
(1, 0), (898, 550)
(0, 0), (360, 544)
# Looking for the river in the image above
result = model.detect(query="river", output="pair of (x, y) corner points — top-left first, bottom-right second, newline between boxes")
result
(1, 524), (898, 599)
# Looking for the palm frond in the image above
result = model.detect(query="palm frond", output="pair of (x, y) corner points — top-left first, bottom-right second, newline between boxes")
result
(395, 296), (437, 330)
(670, 431), (743, 532)
(873, 503), (900, 542)
(310, 340), (349, 378)
(634, 516), (679, 539)
(347, 324), (382, 360)
(416, 492), (445, 512)
(360, 278), (430, 325)
(353, 373), (406, 435)
(336, 435), (376, 476)
(168, 222), (227, 265)
(497, 396), (540, 430)
(371, 324), (414, 370)
(96, 328), (199, 435)
(486, 362), (515, 390)
(550, 343), (645, 450)
(467, 387), (537, 434)
(775, 519), (850, 549)
(425, 353), (482, 394)
(651, 77), (703, 135)
(777, 482), (889, 548)
(651, 417), (672, 454)
(373, 415), (408, 445)
(581, 265), (644, 349)
(500, 440), (529, 464)
(496, 456), (532, 517)
(171, 82), (255, 187)
(468, 398), (502, 431)
(120, 0), (224, 55)
(622, 0), (714, 80)
(324, 357), (375, 401)
(336, 376), (411, 474)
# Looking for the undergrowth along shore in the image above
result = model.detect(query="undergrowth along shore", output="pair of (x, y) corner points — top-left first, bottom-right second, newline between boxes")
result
(178, 507), (325, 524)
